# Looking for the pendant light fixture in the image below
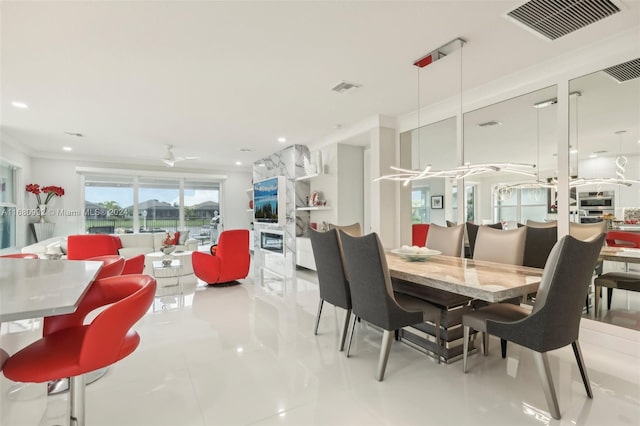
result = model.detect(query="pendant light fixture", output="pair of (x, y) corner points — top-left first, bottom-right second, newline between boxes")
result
(376, 37), (536, 186)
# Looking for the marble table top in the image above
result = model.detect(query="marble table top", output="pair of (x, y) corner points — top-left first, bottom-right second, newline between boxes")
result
(599, 247), (640, 264)
(386, 253), (543, 303)
(0, 258), (102, 322)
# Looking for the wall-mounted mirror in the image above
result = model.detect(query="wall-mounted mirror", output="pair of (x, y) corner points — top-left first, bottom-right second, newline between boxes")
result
(462, 86), (558, 228)
(399, 116), (457, 228)
(570, 60), (640, 331)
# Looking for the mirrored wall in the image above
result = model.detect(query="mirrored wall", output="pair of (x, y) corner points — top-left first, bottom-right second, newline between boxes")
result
(462, 86), (558, 227)
(399, 116), (457, 227)
(570, 62), (640, 330)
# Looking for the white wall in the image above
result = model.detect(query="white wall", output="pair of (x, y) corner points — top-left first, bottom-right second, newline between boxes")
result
(27, 157), (251, 242)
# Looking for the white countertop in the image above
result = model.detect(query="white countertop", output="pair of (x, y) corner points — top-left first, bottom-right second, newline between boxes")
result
(0, 258), (102, 322)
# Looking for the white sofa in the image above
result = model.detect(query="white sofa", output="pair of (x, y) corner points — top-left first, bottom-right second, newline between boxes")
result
(22, 232), (197, 259)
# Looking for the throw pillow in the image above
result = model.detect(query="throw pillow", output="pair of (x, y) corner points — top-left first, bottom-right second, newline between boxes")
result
(163, 232), (180, 246)
(178, 230), (190, 245)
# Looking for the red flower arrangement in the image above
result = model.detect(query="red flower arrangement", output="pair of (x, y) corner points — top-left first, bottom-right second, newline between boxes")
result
(26, 184), (65, 205)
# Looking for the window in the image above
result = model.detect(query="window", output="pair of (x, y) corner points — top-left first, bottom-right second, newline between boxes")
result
(411, 186), (430, 223)
(493, 186), (548, 224)
(83, 173), (221, 239)
(0, 161), (17, 249)
(84, 175), (134, 234)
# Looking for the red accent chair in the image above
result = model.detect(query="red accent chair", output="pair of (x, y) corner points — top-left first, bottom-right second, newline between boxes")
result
(67, 234), (144, 275)
(412, 224), (430, 247)
(3, 275), (156, 426)
(0, 253), (39, 259)
(192, 229), (250, 285)
(121, 253), (146, 274)
(87, 255), (126, 280)
(67, 234), (121, 260)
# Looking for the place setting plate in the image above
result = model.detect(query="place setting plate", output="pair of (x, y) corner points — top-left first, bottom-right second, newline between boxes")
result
(390, 247), (442, 262)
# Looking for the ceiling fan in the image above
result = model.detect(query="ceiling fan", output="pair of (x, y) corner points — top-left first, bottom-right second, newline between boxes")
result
(162, 144), (199, 167)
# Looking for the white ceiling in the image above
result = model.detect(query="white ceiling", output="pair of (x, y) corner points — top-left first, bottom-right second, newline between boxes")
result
(1, 1), (639, 171)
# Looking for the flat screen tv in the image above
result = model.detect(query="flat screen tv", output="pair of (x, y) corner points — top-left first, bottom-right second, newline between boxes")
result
(253, 176), (286, 226)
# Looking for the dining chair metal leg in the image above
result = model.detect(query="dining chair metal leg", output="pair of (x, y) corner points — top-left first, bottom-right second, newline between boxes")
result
(482, 332), (489, 356)
(572, 341), (593, 398)
(314, 299), (324, 335)
(338, 308), (351, 351)
(532, 351), (561, 420)
(70, 374), (86, 426)
(463, 325), (470, 373)
(434, 318), (441, 364)
(500, 339), (507, 358)
(376, 330), (393, 381)
(345, 313), (357, 358)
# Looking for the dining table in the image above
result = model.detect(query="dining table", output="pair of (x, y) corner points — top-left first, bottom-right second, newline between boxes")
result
(0, 258), (102, 322)
(598, 247), (640, 264)
(384, 252), (543, 362)
(386, 252), (544, 303)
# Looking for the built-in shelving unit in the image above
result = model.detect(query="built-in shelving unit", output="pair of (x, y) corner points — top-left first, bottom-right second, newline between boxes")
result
(295, 174), (319, 181)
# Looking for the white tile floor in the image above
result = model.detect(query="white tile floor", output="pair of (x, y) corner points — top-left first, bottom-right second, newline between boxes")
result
(1, 267), (639, 426)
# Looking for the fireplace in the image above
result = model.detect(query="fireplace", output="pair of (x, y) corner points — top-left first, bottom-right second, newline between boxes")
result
(260, 231), (285, 255)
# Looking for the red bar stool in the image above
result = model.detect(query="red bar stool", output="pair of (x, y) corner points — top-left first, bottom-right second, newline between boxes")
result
(2, 275), (156, 426)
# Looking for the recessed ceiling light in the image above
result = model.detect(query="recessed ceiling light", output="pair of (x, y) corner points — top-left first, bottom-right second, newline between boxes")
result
(277, 137), (286, 143)
(62, 146), (72, 151)
(589, 153), (598, 158)
(570, 149), (578, 154)
(11, 101), (28, 109)
(235, 161), (242, 166)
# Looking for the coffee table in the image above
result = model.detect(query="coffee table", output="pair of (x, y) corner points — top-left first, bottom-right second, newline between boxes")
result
(152, 259), (183, 294)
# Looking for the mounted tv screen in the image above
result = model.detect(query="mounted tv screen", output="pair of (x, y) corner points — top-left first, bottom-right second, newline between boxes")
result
(253, 176), (286, 226)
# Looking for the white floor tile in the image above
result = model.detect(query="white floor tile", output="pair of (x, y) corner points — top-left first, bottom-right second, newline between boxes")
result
(1, 269), (639, 425)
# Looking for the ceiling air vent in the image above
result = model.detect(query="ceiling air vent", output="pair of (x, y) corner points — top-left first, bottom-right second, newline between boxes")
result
(603, 58), (640, 83)
(507, 0), (620, 40)
(331, 81), (361, 93)
(476, 121), (502, 128)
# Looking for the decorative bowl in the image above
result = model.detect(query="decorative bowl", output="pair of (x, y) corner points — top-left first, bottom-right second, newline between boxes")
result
(161, 245), (175, 255)
(391, 247), (441, 262)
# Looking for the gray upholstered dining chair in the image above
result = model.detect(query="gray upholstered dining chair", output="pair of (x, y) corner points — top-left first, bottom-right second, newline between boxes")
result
(426, 223), (464, 257)
(472, 226), (526, 265)
(569, 221), (607, 241)
(526, 219), (558, 228)
(328, 222), (361, 236)
(469, 225), (527, 357)
(570, 221), (607, 312)
(462, 233), (605, 420)
(308, 228), (352, 351)
(465, 222), (504, 258)
(339, 231), (442, 380)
